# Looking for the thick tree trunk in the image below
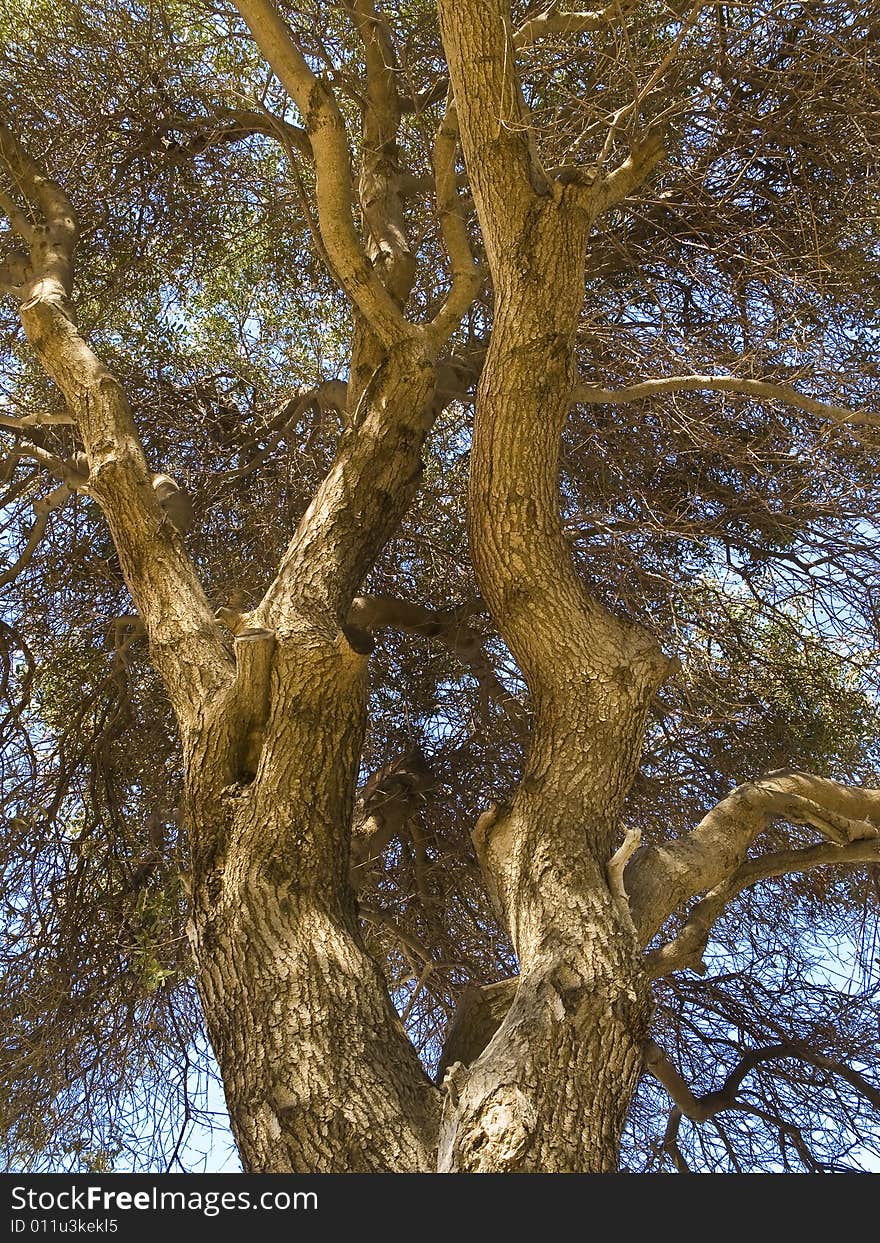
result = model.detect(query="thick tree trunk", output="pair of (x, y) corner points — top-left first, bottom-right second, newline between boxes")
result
(175, 331), (446, 1171)
(438, 864), (652, 1172)
(433, 222), (665, 1173)
(187, 630), (439, 1172)
(4, 11), (668, 1175)
(434, 0), (669, 1172)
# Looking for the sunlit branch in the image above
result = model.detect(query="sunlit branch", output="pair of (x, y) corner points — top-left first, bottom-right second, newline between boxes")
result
(513, 4), (637, 48)
(630, 770), (880, 954)
(232, 0), (409, 346)
(428, 93), (482, 343)
(572, 373), (880, 428)
(585, 125), (666, 213)
(0, 115), (234, 722)
(0, 409), (77, 430)
(644, 835), (880, 979)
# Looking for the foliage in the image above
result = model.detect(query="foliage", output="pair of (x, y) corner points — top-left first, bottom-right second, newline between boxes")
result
(1, 0), (879, 1171)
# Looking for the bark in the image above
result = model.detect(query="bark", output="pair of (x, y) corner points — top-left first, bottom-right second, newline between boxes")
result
(148, 3), (475, 1166)
(435, 0), (668, 1172)
(627, 770), (880, 977)
(187, 630), (439, 1172)
(182, 340), (445, 1170)
(176, 339), (445, 1171)
(0, 116), (231, 730)
(2, 95), (454, 1171)
(12, 3), (877, 1178)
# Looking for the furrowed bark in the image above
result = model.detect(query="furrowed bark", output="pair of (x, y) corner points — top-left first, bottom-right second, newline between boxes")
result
(187, 632), (439, 1171)
(192, 5), (480, 1172)
(184, 333), (448, 1169)
(436, 0), (668, 1171)
(4, 74), (472, 1168)
(185, 323), (443, 1172)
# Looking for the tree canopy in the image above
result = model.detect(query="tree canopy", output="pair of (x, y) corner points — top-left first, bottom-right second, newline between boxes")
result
(1, 0), (879, 1174)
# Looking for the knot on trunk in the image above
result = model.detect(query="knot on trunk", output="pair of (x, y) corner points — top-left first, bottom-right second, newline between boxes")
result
(440, 1082), (537, 1173)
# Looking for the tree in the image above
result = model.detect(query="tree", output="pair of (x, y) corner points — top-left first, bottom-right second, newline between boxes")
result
(1, 0), (879, 1173)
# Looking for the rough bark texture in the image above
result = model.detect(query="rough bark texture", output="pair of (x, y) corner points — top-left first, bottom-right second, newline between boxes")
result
(187, 630), (439, 1172)
(1, 82), (449, 1172)
(434, 0), (668, 1172)
(181, 345), (444, 1170)
(6, 1), (880, 1178)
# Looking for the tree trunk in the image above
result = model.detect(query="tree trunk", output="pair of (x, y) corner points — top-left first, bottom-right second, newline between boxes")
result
(430, 217), (666, 1173)
(434, 0), (669, 1171)
(438, 864), (652, 1171)
(174, 334), (445, 1173)
(3, 10), (668, 1174)
(187, 629), (439, 1172)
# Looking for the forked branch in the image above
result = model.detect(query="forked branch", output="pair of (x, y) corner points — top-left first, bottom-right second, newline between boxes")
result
(625, 770), (880, 972)
(645, 1037), (880, 1124)
(232, 0), (409, 346)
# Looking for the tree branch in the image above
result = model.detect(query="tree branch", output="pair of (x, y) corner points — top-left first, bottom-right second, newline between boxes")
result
(437, 0), (670, 975)
(0, 114), (232, 726)
(250, 341), (485, 631)
(0, 114), (77, 299)
(0, 409), (77, 430)
(345, 0), (415, 306)
(0, 482), (70, 588)
(513, 4), (634, 48)
(572, 373), (880, 428)
(644, 835), (880, 979)
(232, 0), (409, 346)
(627, 769), (880, 959)
(645, 1037), (880, 1124)
(134, 106), (459, 204)
(0, 249), (31, 299)
(348, 593), (528, 730)
(657, 1108), (691, 1172)
(350, 747), (436, 890)
(607, 826), (642, 907)
(228, 6), (479, 633)
(437, 0), (552, 249)
(209, 381), (347, 484)
(644, 1039), (792, 1122)
(585, 125), (667, 215)
(137, 107), (312, 165)
(0, 184), (34, 242)
(2, 441), (67, 480)
(428, 93), (482, 344)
